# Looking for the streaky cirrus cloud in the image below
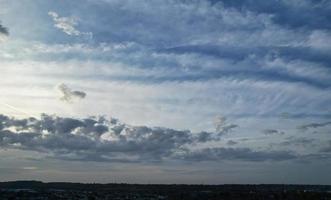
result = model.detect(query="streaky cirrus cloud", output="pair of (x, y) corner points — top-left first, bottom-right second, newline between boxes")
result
(56, 83), (87, 103)
(209, 0), (331, 30)
(297, 121), (331, 131)
(279, 136), (316, 147)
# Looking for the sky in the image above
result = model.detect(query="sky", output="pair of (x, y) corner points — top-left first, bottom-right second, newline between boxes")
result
(0, 0), (331, 184)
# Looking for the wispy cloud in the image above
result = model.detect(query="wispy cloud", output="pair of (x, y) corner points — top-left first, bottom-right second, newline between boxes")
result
(214, 116), (238, 136)
(279, 136), (316, 147)
(48, 11), (92, 38)
(227, 140), (238, 146)
(297, 121), (331, 131)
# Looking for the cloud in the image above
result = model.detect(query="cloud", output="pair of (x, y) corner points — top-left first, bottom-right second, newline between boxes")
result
(0, 113), (299, 163)
(0, 22), (9, 42)
(56, 83), (86, 103)
(262, 129), (285, 135)
(48, 11), (92, 37)
(297, 121), (331, 131)
(211, 0), (331, 30)
(1, 0), (330, 168)
(195, 131), (214, 143)
(214, 116), (238, 136)
(4, 1), (331, 91)
(0, 113), (216, 162)
(227, 140), (238, 145)
(48, 11), (80, 36)
(22, 166), (38, 170)
(0, 23), (8, 35)
(279, 136), (315, 147)
(320, 140), (331, 153)
(180, 147), (297, 162)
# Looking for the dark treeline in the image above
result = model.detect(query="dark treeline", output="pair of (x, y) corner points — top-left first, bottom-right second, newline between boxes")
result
(0, 181), (330, 200)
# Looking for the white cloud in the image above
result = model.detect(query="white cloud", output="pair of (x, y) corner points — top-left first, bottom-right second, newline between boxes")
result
(48, 11), (92, 38)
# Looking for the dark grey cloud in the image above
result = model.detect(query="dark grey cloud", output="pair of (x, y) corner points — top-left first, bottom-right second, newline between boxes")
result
(297, 121), (331, 131)
(0, 114), (228, 163)
(279, 136), (316, 147)
(320, 140), (331, 153)
(0, 113), (298, 163)
(0, 22), (8, 36)
(57, 83), (86, 103)
(0, 21), (9, 42)
(214, 116), (238, 136)
(226, 140), (238, 146)
(262, 129), (285, 135)
(195, 131), (214, 143)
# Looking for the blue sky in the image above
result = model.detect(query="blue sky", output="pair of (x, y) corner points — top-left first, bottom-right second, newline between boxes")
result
(0, 0), (331, 184)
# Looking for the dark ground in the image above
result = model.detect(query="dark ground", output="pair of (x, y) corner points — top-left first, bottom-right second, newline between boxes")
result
(0, 181), (330, 200)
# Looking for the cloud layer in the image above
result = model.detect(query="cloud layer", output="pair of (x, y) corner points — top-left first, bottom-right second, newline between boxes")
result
(298, 121), (331, 131)
(0, 113), (302, 163)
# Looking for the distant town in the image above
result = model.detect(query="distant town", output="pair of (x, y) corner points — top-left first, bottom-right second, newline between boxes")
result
(0, 181), (330, 200)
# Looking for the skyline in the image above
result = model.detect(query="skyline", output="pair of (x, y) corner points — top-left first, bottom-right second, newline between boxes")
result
(0, 0), (331, 184)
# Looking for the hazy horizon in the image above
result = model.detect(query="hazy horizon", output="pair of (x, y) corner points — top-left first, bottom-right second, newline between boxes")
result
(0, 0), (331, 185)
